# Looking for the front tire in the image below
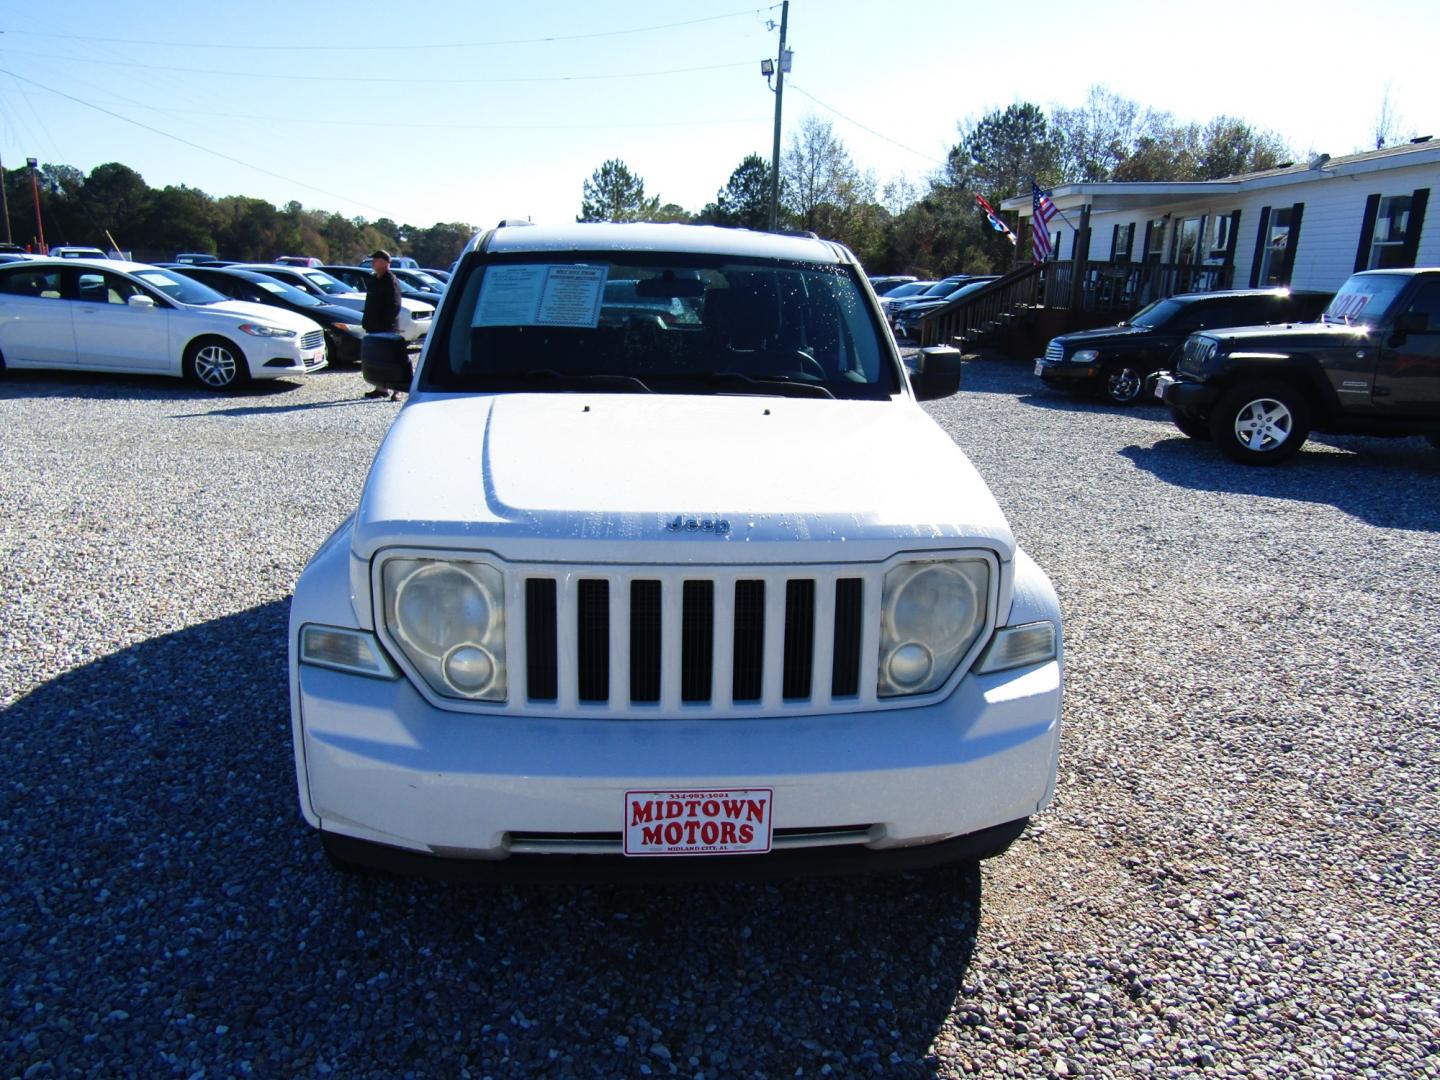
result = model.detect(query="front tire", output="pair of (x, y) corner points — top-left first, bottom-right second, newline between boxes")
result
(1101, 363), (1145, 406)
(1210, 381), (1310, 465)
(184, 336), (249, 391)
(1170, 408), (1211, 440)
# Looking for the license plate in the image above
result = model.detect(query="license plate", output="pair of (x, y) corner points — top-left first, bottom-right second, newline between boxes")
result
(1033, 360), (1045, 376)
(623, 788), (773, 856)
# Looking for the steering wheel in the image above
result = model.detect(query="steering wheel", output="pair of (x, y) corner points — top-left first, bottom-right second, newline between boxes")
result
(791, 349), (826, 380)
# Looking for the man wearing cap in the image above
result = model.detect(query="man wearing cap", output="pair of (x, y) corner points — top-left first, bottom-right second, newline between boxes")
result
(361, 249), (405, 400)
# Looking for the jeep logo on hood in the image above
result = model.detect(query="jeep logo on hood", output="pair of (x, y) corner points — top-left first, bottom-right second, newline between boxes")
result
(667, 514), (731, 536)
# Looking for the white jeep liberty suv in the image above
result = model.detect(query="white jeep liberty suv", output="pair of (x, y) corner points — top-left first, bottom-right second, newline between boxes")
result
(289, 223), (1062, 879)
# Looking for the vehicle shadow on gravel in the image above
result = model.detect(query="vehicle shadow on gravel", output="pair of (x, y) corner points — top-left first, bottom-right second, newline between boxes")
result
(4, 600), (980, 1077)
(1119, 437), (1440, 530)
(0, 369), (307, 401)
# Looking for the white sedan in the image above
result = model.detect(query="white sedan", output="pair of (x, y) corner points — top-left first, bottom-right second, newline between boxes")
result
(0, 259), (327, 390)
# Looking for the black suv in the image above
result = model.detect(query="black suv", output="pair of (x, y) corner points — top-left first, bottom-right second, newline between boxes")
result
(1035, 289), (1332, 405)
(1154, 269), (1440, 464)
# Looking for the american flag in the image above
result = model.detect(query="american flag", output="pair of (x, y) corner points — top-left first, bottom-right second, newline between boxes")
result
(1031, 182), (1058, 264)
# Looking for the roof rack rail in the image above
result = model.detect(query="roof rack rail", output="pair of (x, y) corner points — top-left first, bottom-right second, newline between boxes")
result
(496, 218), (534, 227)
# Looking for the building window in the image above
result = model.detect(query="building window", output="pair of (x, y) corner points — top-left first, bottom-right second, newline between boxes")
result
(1172, 216), (1203, 264)
(1257, 208), (1293, 286)
(1368, 196), (1413, 269)
(1209, 215), (1231, 259)
(1147, 219), (1166, 258)
(1113, 225), (1131, 260)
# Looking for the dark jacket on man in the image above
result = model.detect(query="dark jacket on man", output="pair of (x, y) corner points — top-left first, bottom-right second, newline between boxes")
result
(362, 270), (403, 333)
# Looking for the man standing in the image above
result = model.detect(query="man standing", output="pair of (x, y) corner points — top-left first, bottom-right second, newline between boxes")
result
(361, 248), (405, 400)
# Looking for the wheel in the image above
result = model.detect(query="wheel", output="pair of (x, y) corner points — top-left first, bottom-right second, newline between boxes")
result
(184, 337), (249, 390)
(1170, 407), (1212, 440)
(1209, 381), (1310, 465)
(1101, 362), (1145, 406)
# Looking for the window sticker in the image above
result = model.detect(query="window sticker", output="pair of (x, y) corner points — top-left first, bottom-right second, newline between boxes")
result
(475, 264), (608, 328)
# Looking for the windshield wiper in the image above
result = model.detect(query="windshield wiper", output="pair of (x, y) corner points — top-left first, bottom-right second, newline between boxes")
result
(689, 372), (836, 399)
(488, 368), (654, 393)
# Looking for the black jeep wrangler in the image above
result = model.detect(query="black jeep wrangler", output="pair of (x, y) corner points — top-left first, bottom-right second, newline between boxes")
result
(1154, 269), (1440, 464)
(1035, 288), (1332, 405)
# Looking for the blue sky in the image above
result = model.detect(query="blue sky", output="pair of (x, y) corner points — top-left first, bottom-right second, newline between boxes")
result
(1, 0), (1435, 231)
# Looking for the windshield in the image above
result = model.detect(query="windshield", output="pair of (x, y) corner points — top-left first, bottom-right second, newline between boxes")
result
(135, 269), (227, 306)
(426, 254), (899, 400)
(920, 279), (962, 297)
(257, 279), (323, 307)
(884, 281), (930, 300)
(298, 269), (356, 296)
(1128, 298), (1186, 328)
(1322, 274), (1410, 326)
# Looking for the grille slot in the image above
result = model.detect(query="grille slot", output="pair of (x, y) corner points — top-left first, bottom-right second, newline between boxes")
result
(782, 580), (816, 700)
(629, 580), (662, 703)
(301, 329), (325, 350)
(831, 578), (863, 697)
(577, 580), (609, 702)
(681, 581), (714, 702)
(1045, 339), (1064, 362)
(732, 580), (766, 702)
(524, 579), (557, 701)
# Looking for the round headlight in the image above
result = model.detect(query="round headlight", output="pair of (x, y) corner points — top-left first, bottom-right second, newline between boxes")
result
(443, 644), (495, 695)
(394, 563), (492, 657)
(889, 563), (981, 642)
(886, 642), (933, 690)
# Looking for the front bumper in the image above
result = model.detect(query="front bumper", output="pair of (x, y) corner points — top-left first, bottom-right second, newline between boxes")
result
(1154, 372), (1222, 414)
(1033, 357), (1099, 387)
(255, 343), (327, 378)
(293, 655), (1061, 872)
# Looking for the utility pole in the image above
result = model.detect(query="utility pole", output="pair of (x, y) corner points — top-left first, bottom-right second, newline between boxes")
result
(766, 0), (789, 233)
(0, 151), (11, 244)
(26, 156), (45, 254)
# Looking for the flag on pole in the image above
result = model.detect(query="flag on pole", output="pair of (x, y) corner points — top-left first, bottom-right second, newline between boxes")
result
(974, 194), (1017, 246)
(1031, 182), (1058, 264)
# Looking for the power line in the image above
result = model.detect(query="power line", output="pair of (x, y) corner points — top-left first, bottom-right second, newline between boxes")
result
(786, 82), (951, 168)
(0, 67), (384, 214)
(5, 48), (759, 84)
(4, 7), (782, 52)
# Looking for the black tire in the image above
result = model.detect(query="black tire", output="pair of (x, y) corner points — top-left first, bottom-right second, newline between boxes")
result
(1170, 407), (1212, 440)
(1101, 362), (1145, 406)
(1209, 380), (1310, 465)
(183, 336), (249, 391)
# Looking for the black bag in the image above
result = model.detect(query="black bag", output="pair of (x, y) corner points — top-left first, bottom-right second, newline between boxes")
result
(361, 333), (413, 392)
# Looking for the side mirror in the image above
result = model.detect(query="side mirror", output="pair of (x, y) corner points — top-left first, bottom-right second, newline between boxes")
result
(127, 294), (156, 309)
(908, 345), (963, 400)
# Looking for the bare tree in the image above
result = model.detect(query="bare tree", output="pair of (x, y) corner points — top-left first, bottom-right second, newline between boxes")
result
(781, 115), (858, 233)
(1374, 84), (1403, 150)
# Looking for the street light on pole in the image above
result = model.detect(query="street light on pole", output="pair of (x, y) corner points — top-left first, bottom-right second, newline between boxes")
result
(763, 0), (790, 233)
(26, 157), (46, 255)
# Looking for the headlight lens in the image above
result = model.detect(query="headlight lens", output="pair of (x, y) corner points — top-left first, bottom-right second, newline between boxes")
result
(238, 322), (297, 338)
(1071, 348), (1099, 363)
(879, 559), (989, 697)
(382, 558), (507, 701)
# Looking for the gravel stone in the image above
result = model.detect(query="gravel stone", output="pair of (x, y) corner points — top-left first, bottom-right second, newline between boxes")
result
(2, 361), (1438, 1077)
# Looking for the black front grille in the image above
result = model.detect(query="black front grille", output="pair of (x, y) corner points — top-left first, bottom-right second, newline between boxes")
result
(525, 579), (557, 701)
(577, 580), (609, 702)
(831, 579), (863, 697)
(782, 580), (816, 700)
(681, 581), (714, 702)
(732, 580), (766, 702)
(629, 580), (662, 703)
(300, 329), (325, 350)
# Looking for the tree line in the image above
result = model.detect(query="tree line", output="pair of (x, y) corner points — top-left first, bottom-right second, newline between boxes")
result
(2, 161), (474, 269)
(4, 85), (1293, 276)
(579, 85), (1294, 276)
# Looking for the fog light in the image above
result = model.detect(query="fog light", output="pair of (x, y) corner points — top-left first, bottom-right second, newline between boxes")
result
(886, 642), (933, 690)
(443, 644), (495, 695)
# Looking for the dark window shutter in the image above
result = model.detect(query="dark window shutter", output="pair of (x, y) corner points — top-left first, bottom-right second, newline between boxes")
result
(1224, 210), (1242, 264)
(1249, 206), (1272, 288)
(1125, 223), (1136, 264)
(1399, 188), (1430, 268)
(1141, 221), (1154, 263)
(1354, 193), (1382, 272)
(1110, 223), (1120, 259)
(1279, 202), (1304, 286)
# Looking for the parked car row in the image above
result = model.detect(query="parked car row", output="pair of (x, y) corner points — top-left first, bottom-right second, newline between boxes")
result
(1030, 273), (1440, 465)
(0, 254), (442, 391)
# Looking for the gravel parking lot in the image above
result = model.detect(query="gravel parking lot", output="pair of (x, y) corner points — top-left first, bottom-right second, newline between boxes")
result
(3, 360), (1438, 1079)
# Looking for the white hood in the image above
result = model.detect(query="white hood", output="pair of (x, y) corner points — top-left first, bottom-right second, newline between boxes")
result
(204, 300), (324, 334)
(351, 393), (1016, 562)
